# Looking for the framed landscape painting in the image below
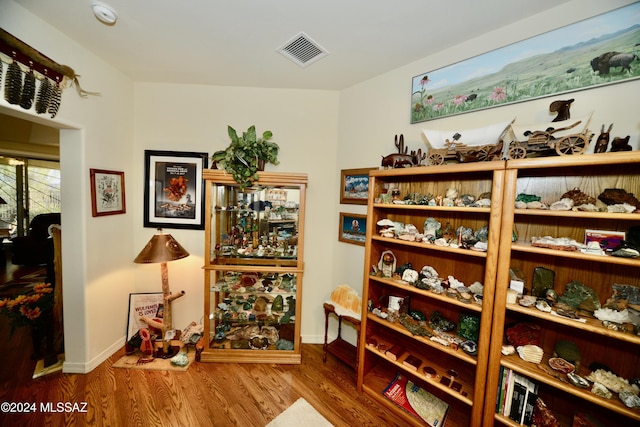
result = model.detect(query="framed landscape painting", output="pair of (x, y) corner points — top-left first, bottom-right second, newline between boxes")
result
(410, 2), (640, 123)
(340, 168), (376, 205)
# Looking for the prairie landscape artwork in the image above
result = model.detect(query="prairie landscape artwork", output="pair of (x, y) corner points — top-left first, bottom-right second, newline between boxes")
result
(410, 2), (640, 123)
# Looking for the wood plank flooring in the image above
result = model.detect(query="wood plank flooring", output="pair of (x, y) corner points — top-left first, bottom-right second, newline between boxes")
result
(0, 315), (408, 427)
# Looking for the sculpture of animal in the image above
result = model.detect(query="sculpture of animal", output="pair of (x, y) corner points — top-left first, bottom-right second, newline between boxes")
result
(549, 99), (574, 122)
(610, 135), (632, 152)
(381, 134), (421, 168)
(590, 51), (638, 75)
(594, 124), (613, 153)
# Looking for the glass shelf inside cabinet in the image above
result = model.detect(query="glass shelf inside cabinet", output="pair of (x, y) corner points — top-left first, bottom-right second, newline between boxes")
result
(209, 270), (298, 351)
(210, 184), (300, 267)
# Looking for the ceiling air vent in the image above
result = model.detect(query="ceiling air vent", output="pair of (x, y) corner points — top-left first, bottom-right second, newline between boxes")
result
(277, 32), (328, 67)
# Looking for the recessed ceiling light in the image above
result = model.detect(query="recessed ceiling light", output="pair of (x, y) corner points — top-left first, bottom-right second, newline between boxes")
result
(92, 1), (118, 26)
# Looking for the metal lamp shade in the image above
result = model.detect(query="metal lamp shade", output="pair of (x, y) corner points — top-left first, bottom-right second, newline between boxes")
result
(134, 232), (189, 264)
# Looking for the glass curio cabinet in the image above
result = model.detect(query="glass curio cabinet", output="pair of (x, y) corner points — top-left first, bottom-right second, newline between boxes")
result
(200, 170), (307, 364)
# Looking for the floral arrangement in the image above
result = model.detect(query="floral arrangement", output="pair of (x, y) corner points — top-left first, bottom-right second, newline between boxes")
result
(0, 283), (54, 333)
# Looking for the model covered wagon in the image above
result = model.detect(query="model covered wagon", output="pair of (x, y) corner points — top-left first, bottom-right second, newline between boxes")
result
(506, 112), (594, 159)
(422, 119), (514, 165)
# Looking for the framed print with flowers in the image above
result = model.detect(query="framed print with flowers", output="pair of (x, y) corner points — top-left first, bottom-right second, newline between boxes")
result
(410, 2), (640, 123)
(90, 169), (126, 217)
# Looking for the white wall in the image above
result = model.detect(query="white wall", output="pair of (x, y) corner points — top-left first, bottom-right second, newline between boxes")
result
(333, 0), (640, 343)
(133, 83), (340, 343)
(1, 1), (136, 372)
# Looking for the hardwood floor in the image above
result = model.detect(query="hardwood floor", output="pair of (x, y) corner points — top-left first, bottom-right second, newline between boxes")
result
(0, 317), (407, 427)
(0, 249), (407, 426)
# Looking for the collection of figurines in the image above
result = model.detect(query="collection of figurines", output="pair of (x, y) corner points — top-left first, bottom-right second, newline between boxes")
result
(215, 200), (299, 259)
(211, 271), (297, 351)
(505, 276), (640, 409)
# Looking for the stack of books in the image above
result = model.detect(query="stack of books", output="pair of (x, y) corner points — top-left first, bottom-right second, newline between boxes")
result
(496, 367), (539, 426)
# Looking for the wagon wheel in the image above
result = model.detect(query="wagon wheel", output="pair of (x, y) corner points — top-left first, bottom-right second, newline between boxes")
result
(555, 135), (587, 155)
(475, 147), (492, 162)
(428, 152), (445, 165)
(508, 144), (527, 159)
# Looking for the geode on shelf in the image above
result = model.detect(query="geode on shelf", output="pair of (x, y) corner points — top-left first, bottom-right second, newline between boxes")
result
(598, 188), (640, 210)
(561, 187), (596, 206)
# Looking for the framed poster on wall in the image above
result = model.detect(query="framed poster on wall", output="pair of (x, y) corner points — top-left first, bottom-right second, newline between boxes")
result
(143, 150), (208, 230)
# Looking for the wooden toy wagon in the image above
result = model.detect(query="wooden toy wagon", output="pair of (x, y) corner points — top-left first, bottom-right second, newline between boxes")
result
(427, 136), (504, 165)
(506, 119), (594, 159)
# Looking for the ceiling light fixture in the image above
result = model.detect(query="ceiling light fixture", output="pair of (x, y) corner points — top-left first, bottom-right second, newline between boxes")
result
(91, 1), (118, 26)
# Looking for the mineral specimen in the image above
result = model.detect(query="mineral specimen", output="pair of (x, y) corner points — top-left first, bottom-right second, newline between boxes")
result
(548, 357), (575, 374)
(429, 311), (455, 332)
(561, 187), (596, 206)
(567, 372), (589, 388)
(517, 344), (544, 363)
(591, 382), (613, 399)
(598, 188), (640, 210)
(553, 340), (581, 366)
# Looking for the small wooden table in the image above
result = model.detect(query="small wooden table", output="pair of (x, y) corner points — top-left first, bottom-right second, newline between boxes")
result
(323, 303), (360, 371)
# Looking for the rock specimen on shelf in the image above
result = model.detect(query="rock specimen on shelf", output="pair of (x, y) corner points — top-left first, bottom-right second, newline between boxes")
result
(553, 340), (581, 368)
(517, 344), (544, 363)
(598, 188), (640, 210)
(558, 280), (601, 314)
(561, 187), (596, 206)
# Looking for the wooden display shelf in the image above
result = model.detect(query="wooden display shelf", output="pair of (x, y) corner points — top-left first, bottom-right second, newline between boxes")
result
(367, 315), (478, 365)
(361, 363), (472, 426)
(371, 235), (490, 258)
(364, 342), (474, 405)
(501, 354), (640, 422)
(506, 302), (640, 345)
(370, 276), (483, 313)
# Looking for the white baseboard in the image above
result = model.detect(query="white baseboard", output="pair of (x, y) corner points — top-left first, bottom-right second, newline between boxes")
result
(62, 336), (124, 373)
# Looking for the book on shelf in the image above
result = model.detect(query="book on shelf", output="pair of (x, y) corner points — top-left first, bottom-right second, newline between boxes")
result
(402, 354), (422, 371)
(383, 373), (449, 427)
(496, 367), (539, 426)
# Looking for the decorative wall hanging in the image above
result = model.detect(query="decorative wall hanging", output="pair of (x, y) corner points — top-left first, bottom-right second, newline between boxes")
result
(340, 167), (376, 205)
(338, 212), (367, 246)
(90, 168), (126, 217)
(410, 2), (640, 123)
(143, 150), (208, 230)
(0, 28), (99, 118)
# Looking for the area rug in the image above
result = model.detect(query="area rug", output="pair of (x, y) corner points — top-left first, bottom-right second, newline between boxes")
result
(112, 350), (195, 371)
(266, 398), (333, 427)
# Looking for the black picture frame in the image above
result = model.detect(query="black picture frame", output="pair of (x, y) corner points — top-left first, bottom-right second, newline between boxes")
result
(143, 150), (208, 230)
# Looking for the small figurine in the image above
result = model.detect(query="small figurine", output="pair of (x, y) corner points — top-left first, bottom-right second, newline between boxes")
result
(610, 135), (632, 152)
(549, 98), (574, 122)
(381, 134), (423, 168)
(594, 124), (613, 153)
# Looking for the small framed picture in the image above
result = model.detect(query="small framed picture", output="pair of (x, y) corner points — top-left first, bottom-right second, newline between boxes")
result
(340, 167), (376, 205)
(90, 169), (126, 217)
(126, 292), (164, 341)
(338, 212), (367, 246)
(143, 150), (208, 230)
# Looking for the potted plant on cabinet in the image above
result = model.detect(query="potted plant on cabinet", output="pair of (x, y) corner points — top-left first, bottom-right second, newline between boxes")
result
(211, 125), (279, 189)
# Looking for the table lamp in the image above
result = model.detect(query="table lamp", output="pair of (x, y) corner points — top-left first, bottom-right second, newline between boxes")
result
(134, 228), (189, 357)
